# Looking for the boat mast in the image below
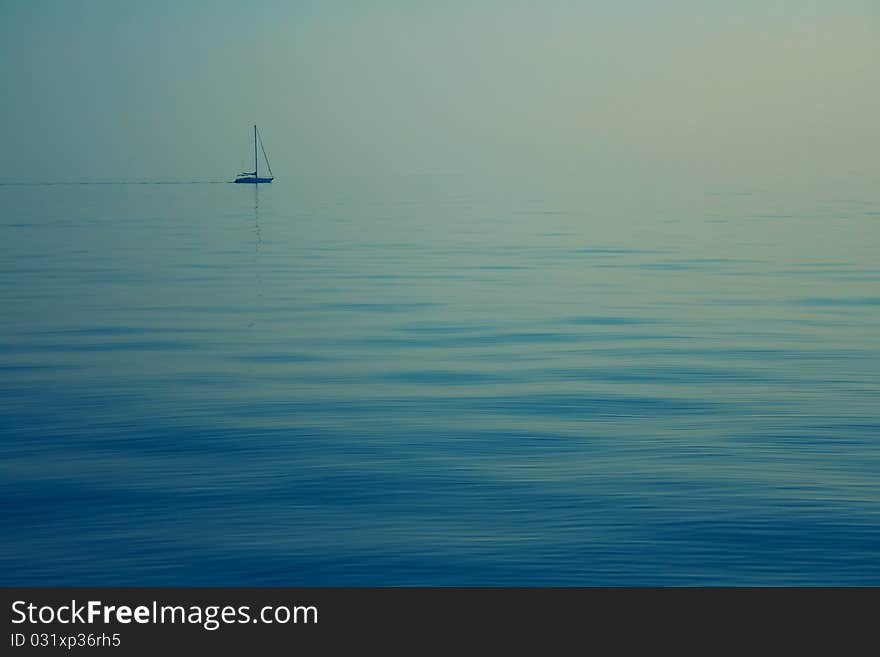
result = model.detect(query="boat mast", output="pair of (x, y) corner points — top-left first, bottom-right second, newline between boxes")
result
(253, 124), (258, 178)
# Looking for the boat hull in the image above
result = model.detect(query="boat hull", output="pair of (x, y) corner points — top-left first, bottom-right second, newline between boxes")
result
(234, 177), (273, 184)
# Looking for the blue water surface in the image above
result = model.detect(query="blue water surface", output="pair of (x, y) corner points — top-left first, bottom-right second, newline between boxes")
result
(1, 175), (878, 584)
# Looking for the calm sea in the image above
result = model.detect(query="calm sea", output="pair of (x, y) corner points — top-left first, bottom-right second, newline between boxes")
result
(1, 175), (878, 585)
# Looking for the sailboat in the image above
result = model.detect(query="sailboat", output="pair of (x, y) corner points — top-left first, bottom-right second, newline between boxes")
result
(234, 124), (274, 184)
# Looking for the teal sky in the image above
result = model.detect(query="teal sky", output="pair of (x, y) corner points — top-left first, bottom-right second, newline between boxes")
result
(1, 0), (878, 184)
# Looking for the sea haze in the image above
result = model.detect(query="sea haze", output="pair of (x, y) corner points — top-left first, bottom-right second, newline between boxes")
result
(1, 175), (879, 584)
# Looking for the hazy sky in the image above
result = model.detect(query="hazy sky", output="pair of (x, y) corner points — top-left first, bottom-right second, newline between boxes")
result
(1, 0), (878, 184)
